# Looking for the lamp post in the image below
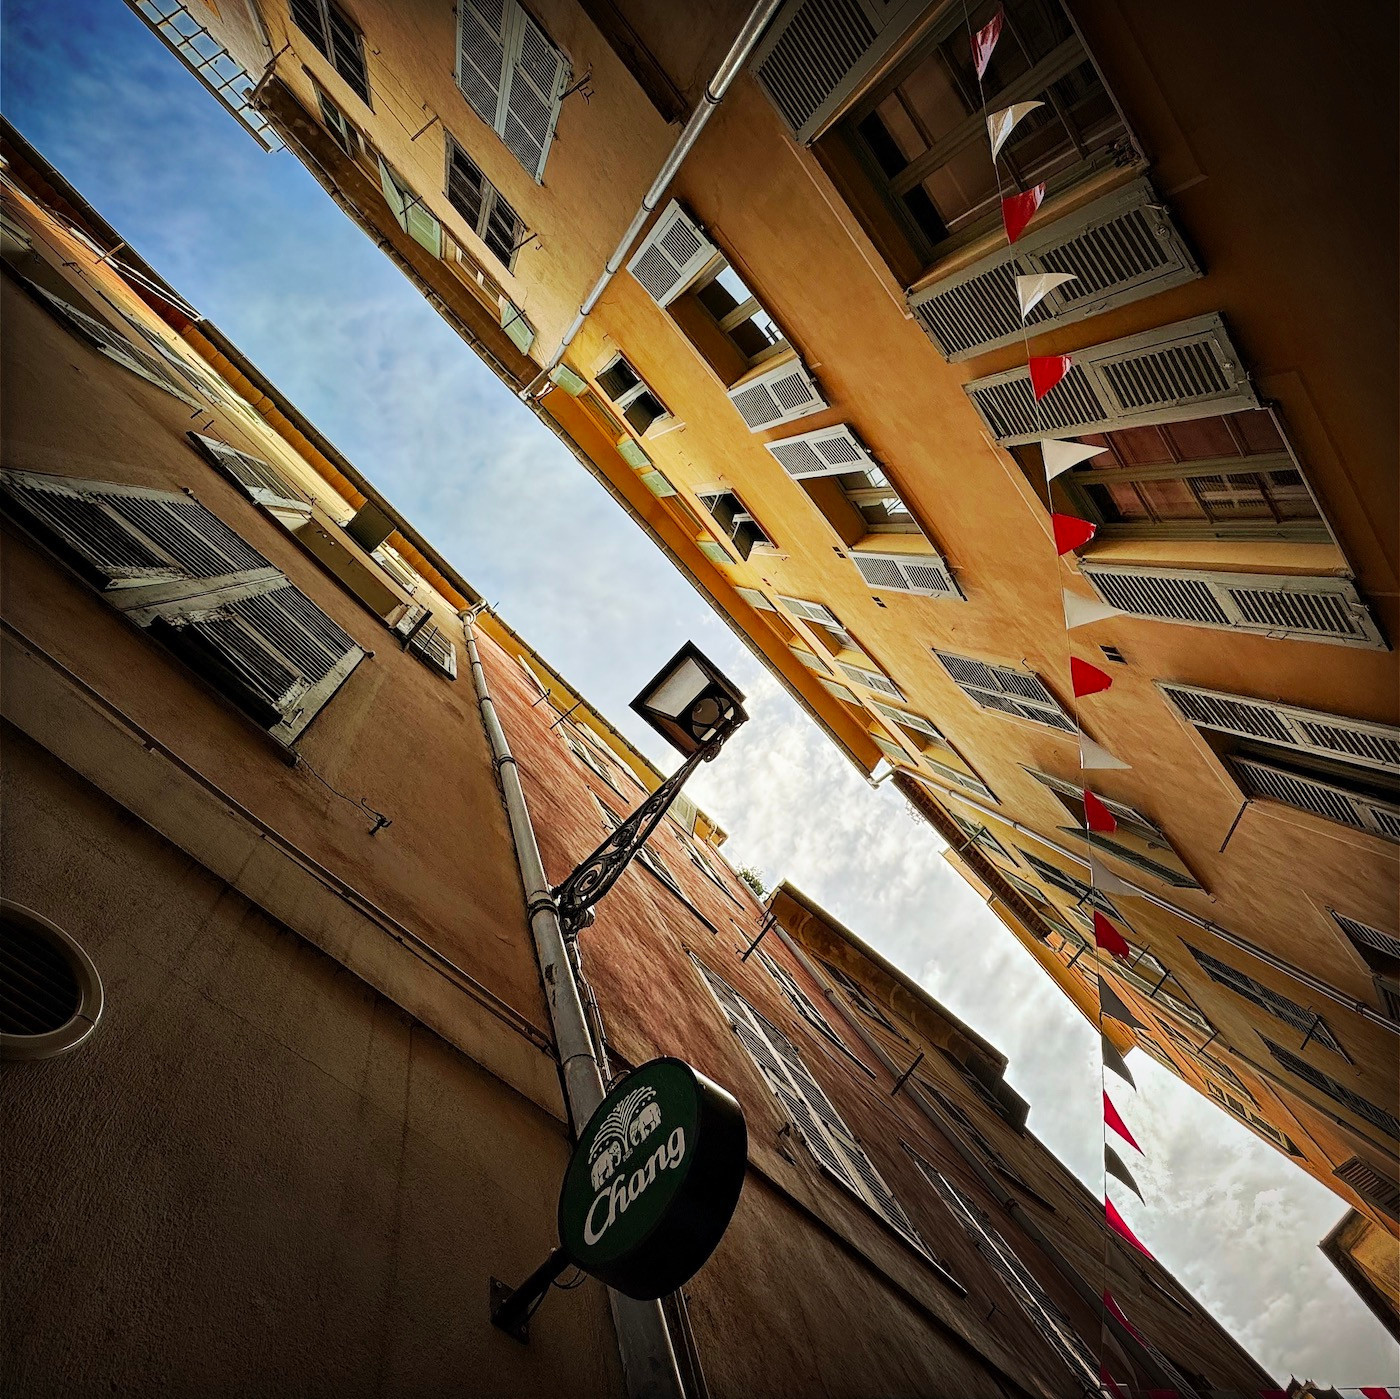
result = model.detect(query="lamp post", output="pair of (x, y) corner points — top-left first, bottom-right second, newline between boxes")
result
(553, 642), (747, 936)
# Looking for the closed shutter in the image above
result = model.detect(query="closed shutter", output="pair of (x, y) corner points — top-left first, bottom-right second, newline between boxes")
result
(1264, 1038), (1400, 1140)
(909, 179), (1200, 360)
(1, 469), (362, 742)
(851, 548), (961, 600)
(627, 200), (719, 307)
(1331, 910), (1400, 963)
(188, 433), (311, 517)
(778, 594), (843, 630)
(456, 0), (568, 180)
(965, 314), (1256, 445)
(934, 650), (1076, 733)
(728, 356), (827, 432)
(291, 0), (369, 106)
(1159, 682), (1400, 775)
(1082, 562), (1385, 650)
(837, 660), (905, 701)
(1186, 944), (1345, 1053)
(919, 760), (994, 800)
(694, 958), (928, 1250)
(765, 423), (877, 479)
(1232, 756), (1400, 843)
(750, 0), (931, 144)
(1334, 1158), (1400, 1220)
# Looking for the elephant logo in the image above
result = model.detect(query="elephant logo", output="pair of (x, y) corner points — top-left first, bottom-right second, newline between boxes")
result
(629, 1100), (662, 1148)
(587, 1086), (662, 1189)
(590, 1139), (623, 1191)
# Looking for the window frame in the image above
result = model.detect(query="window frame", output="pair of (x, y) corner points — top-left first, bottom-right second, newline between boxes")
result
(444, 134), (526, 272)
(290, 0), (371, 108)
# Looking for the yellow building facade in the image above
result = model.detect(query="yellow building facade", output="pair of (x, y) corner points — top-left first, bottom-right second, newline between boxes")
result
(128, 0), (1398, 1328)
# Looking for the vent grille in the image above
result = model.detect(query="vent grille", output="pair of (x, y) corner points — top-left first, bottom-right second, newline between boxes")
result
(910, 181), (1198, 359)
(1334, 1158), (1400, 1219)
(965, 314), (1256, 445)
(1084, 565), (1384, 648)
(0, 913), (81, 1037)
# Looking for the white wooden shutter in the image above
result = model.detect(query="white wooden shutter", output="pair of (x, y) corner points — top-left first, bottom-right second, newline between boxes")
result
(765, 423), (877, 479)
(456, 0), (508, 131)
(735, 585), (777, 611)
(777, 594), (845, 632)
(1081, 562), (1385, 650)
(728, 356), (827, 432)
(1158, 682), (1400, 775)
(836, 659), (905, 701)
(934, 651), (1076, 733)
(1231, 756), (1400, 842)
(965, 314), (1257, 445)
(851, 548), (961, 600)
(627, 200), (719, 307)
(188, 433), (312, 519)
(408, 622), (459, 679)
(872, 701), (939, 743)
(501, 4), (568, 180)
(909, 179), (1201, 361)
(820, 678), (857, 702)
(750, 0), (931, 144)
(872, 733), (908, 764)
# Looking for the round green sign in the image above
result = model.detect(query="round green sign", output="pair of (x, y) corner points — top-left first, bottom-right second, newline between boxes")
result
(558, 1058), (746, 1300)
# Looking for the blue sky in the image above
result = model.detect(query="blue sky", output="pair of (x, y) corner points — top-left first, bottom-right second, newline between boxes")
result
(5, 1), (1395, 1382)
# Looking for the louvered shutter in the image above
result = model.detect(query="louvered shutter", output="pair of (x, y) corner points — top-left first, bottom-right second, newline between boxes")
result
(820, 678), (857, 702)
(872, 701), (940, 743)
(910, 180), (1200, 360)
(837, 660), (905, 701)
(872, 733), (908, 765)
(965, 314), (1256, 445)
(728, 356), (827, 432)
(1231, 757), (1400, 842)
(790, 645), (828, 673)
(851, 549), (961, 599)
(735, 585), (776, 612)
(627, 201), (719, 307)
(934, 650), (1076, 733)
(1334, 1158), (1400, 1220)
(1159, 682), (1400, 774)
(750, 0), (931, 144)
(1264, 1038), (1400, 1139)
(189, 433), (311, 518)
(765, 423), (878, 479)
(377, 158), (442, 256)
(1082, 562), (1385, 649)
(778, 594), (843, 629)
(456, 0), (508, 130)
(1187, 944), (1345, 1051)
(408, 622), (459, 679)
(501, 5), (568, 180)
(1331, 910), (1400, 963)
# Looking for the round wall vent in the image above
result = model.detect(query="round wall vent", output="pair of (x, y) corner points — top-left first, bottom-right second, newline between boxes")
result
(0, 900), (103, 1060)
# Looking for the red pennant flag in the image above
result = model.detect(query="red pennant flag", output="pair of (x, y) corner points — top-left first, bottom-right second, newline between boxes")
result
(1093, 911), (1131, 959)
(1102, 1289), (1142, 1340)
(1000, 183), (1045, 243)
(1071, 656), (1112, 697)
(1104, 1091), (1142, 1152)
(1052, 512), (1096, 555)
(1084, 788), (1117, 833)
(1106, 1197), (1154, 1258)
(1100, 1368), (1128, 1399)
(1029, 354), (1072, 400)
(970, 6), (1003, 79)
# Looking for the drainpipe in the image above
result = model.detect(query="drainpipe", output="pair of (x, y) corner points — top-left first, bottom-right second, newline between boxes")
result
(768, 920), (1194, 1396)
(938, 789), (1399, 1036)
(462, 614), (686, 1399)
(519, 0), (786, 399)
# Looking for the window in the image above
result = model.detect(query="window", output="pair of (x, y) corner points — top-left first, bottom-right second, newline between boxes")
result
(1000, 870), (1078, 940)
(1161, 682), (1400, 843)
(1016, 849), (1116, 917)
(290, 0), (370, 106)
(455, 0), (569, 180)
(934, 650), (1075, 734)
(822, 959), (903, 1036)
(1331, 910), (1400, 1019)
(377, 158), (442, 257)
(598, 803), (680, 895)
(778, 594), (855, 653)
(568, 735), (623, 794)
(189, 433), (311, 518)
(949, 812), (1014, 866)
(1334, 1157), (1400, 1221)
(696, 489), (772, 562)
(1, 469), (364, 744)
(595, 355), (671, 435)
(406, 620), (458, 680)
(684, 841), (741, 905)
(830, 0), (1128, 271)
(1187, 945), (1345, 1055)
(1205, 1081), (1302, 1156)
(695, 959), (933, 1257)
(1264, 1038), (1400, 1140)
(873, 703), (992, 797)
(905, 1150), (1098, 1385)
(446, 137), (525, 269)
(755, 946), (864, 1066)
(690, 261), (788, 370)
(317, 90), (360, 159)
(0, 900), (103, 1060)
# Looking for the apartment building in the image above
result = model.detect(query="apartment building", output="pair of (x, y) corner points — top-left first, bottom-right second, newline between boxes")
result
(0, 119), (1291, 1395)
(118, 0), (1399, 1325)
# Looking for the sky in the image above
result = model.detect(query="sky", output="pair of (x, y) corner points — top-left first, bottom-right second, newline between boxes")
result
(4, 1), (1395, 1384)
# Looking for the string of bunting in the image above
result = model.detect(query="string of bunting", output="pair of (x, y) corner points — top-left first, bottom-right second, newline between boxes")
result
(964, 11), (1395, 1396)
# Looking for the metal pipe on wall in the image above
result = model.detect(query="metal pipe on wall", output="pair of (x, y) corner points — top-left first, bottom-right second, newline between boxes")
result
(462, 614), (687, 1399)
(518, 0), (788, 399)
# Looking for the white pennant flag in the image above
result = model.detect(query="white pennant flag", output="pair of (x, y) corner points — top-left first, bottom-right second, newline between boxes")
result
(1090, 856), (1138, 897)
(1040, 437), (1104, 480)
(1080, 735), (1131, 771)
(1016, 271), (1077, 320)
(987, 101), (1043, 160)
(1063, 589), (1122, 630)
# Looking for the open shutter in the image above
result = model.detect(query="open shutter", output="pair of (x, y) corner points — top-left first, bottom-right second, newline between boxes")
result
(1082, 562), (1385, 650)
(408, 621), (459, 679)
(627, 200), (719, 308)
(1334, 1158), (1400, 1221)
(735, 585), (776, 611)
(836, 660), (904, 701)
(765, 423), (877, 479)
(456, 0), (508, 130)
(377, 158), (441, 256)
(965, 314), (1256, 445)
(1231, 756), (1400, 842)
(934, 651), (1076, 733)
(501, 4), (568, 180)
(910, 180), (1200, 360)
(1159, 682), (1400, 774)
(189, 433), (312, 520)
(851, 548), (961, 600)
(751, 0), (931, 144)
(728, 356), (827, 431)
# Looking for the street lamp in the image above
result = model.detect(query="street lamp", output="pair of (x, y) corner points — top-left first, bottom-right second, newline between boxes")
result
(553, 643), (747, 934)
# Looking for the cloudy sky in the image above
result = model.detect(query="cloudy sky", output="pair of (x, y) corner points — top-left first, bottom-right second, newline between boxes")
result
(5, 2), (1395, 1383)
